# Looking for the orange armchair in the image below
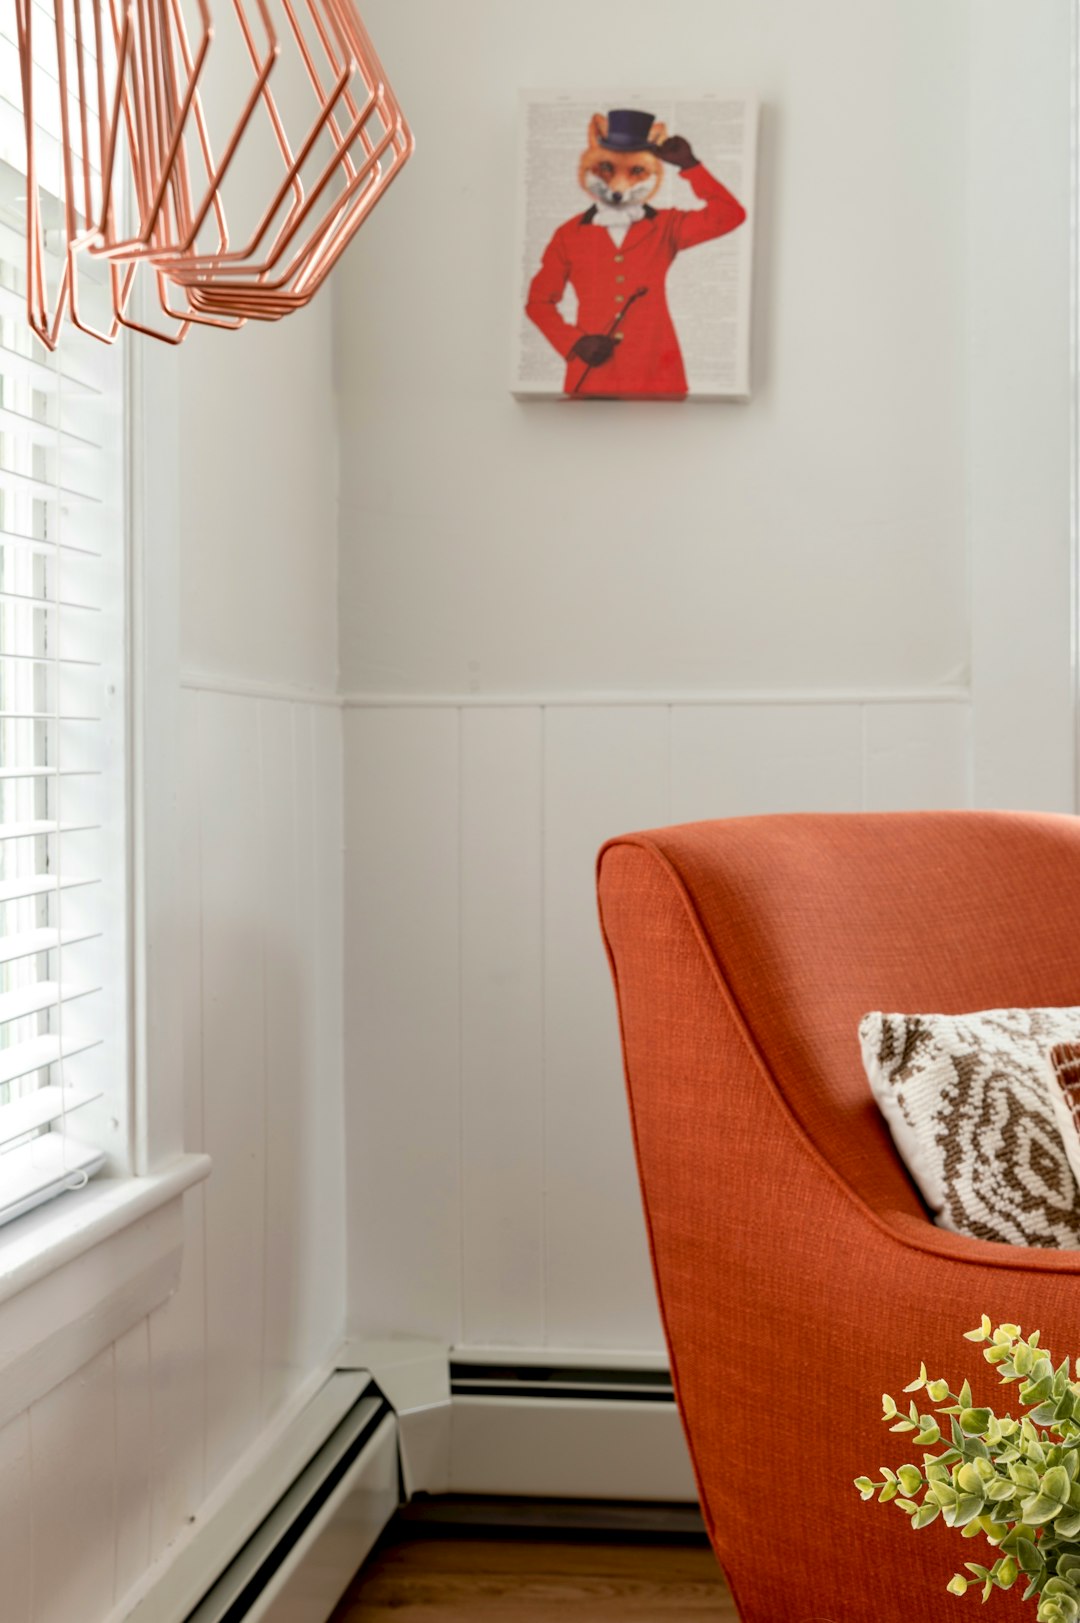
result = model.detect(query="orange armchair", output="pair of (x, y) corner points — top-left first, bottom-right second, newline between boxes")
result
(597, 811), (1080, 1623)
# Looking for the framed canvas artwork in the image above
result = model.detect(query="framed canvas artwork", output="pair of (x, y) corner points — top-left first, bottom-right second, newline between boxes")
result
(512, 91), (758, 402)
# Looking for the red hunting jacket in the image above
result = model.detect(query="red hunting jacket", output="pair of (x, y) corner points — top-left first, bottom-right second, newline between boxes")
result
(525, 164), (747, 398)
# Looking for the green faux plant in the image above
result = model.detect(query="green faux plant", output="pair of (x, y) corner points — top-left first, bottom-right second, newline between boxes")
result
(856, 1320), (1080, 1621)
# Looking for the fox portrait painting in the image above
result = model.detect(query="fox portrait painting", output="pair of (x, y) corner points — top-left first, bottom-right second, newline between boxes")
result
(517, 101), (756, 401)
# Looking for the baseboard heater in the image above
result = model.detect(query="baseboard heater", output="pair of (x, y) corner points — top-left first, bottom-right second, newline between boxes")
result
(179, 1379), (396, 1623)
(450, 1360), (678, 1402)
(127, 1350), (696, 1623)
(444, 1356), (697, 1503)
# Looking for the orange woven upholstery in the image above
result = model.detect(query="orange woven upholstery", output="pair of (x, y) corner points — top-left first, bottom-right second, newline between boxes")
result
(596, 811), (1080, 1623)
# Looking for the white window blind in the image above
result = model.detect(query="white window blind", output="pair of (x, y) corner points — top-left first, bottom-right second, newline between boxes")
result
(0, 10), (129, 1225)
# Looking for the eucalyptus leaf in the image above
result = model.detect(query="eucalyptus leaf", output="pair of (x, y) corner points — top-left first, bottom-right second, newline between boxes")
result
(860, 1324), (1080, 1615)
(954, 1493), (986, 1527)
(977, 1516), (1009, 1544)
(1014, 1538), (1043, 1574)
(1022, 1492), (1066, 1526)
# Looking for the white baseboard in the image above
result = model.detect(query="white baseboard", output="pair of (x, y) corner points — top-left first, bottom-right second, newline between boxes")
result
(339, 1338), (696, 1504)
(448, 1395), (695, 1502)
(189, 1403), (398, 1623)
(106, 1344), (698, 1623)
(114, 1369), (383, 1623)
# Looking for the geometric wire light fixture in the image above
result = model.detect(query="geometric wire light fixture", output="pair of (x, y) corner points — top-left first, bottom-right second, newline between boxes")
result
(16, 0), (413, 346)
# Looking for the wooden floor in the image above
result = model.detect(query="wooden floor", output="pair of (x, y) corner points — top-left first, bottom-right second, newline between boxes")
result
(331, 1531), (738, 1622)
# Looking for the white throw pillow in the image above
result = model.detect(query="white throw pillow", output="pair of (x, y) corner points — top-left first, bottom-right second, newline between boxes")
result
(859, 1007), (1080, 1248)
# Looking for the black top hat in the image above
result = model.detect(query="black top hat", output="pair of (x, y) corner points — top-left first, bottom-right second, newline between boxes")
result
(599, 109), (657, 152)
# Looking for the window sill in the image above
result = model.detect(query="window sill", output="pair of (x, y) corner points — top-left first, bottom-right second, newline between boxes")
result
(0, 1152), (211, 1429)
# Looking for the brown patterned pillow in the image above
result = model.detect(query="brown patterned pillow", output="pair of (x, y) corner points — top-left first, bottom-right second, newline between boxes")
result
(860, 1008), (1080, 1248)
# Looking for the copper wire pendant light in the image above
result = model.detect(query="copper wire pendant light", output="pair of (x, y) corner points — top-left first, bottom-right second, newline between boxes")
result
(16, 0), (413, 346)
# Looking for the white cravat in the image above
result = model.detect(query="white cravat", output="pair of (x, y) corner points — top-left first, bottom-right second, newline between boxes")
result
(592, 202), (645, 249)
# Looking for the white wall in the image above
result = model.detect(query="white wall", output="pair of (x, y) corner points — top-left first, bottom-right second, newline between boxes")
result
(968, 2), (1076, 812)
(338, 0), (1077, 1355)
(0, 305), (347, 1620)
(336, 0), (971, 698)
(345, 697), (971, 1355)
(180, 306), (341, 696)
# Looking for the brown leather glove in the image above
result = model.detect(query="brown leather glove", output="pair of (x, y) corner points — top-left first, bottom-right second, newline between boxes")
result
(571, 333), (617, 368)
(652, 135), (698, 171)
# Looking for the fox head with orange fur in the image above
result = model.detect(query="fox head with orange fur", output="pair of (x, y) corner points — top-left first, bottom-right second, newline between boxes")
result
(579, 112), (667, 210)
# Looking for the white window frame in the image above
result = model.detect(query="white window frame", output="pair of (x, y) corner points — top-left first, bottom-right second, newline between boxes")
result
(0, 191), (133, 1214)
(0, 278), (208, 1426)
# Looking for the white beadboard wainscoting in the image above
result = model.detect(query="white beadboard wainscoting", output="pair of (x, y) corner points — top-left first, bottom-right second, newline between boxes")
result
(343, 692), (972, 1355)
(0, 683), (346, 1623)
